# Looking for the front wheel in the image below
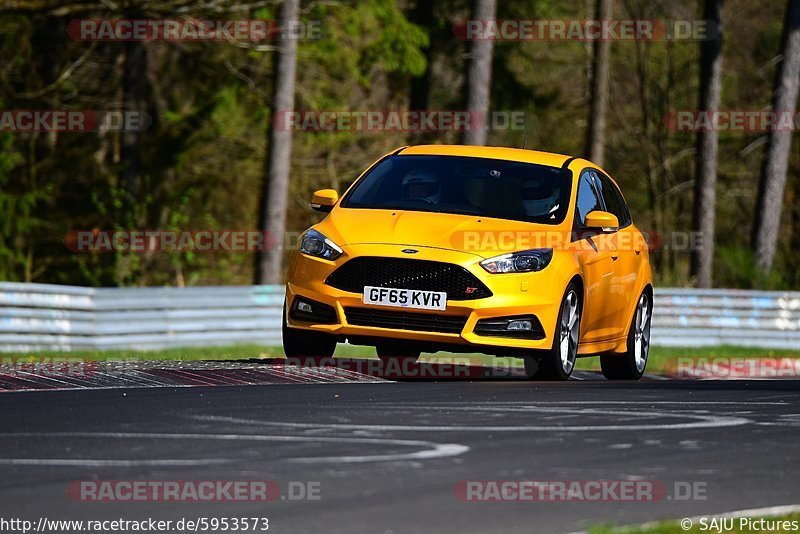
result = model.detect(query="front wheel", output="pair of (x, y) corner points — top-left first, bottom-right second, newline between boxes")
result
(528, 282), (581, 381)
(600, 291), (652, 380)
(282, 301), (337, 357)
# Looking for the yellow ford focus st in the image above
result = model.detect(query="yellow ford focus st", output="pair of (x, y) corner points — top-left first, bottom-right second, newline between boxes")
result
(283, 145), (653, 380)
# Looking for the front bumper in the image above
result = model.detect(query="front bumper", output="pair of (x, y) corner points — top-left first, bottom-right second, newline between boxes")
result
(285, 244), (570, 352)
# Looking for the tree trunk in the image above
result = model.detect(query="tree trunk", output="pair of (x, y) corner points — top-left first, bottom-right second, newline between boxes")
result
(791, 148), (800, 285)
(409, 0), (434, 112)
(690, 0), (724, 288)
(121, 38), (146, 197)
(585, 0), (612, 166)
(256, 0), (300, 285)
(462, 0), (496, 146)
(752, 0), (800, 273)
(409, 0), (435, 144)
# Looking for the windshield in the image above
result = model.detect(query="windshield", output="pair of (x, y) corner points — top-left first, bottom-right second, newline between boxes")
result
(341, 155), (572, 225)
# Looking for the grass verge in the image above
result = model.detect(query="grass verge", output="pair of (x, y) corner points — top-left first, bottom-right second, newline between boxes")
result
(1, 344), (798, 376)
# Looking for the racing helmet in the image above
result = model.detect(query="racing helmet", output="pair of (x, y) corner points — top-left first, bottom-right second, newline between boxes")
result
(401, 170), (441, 203)
(521, 177), (559, 217)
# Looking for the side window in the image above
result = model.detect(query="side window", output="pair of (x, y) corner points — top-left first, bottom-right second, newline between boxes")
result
(575, 170), (603, 226)
(594, 172), (631, 227)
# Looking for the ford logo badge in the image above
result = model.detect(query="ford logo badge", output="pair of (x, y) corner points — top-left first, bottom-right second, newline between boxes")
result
(401, 249), (419, 254)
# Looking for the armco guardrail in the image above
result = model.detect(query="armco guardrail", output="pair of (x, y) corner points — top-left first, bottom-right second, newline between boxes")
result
(0, 283), (798, 352)
(654, 288), (799, 349)
(0, 282), (284, 352)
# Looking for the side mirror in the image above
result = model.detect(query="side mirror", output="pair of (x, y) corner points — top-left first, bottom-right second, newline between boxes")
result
(310, 189), (338, 213)
(584, 210), (619, 233)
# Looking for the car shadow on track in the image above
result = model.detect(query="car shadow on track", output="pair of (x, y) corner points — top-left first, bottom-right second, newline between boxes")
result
(249, 356), (621, 382)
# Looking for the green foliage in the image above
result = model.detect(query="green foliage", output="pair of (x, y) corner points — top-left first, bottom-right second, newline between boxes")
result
(715, 245), (788, 290)
(0, 131), (47, 281)
(309, 0), (428, 86)
(0, 0), (797, 289)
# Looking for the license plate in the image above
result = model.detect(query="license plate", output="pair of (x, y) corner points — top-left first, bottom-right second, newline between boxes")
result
(362, 286), (447, 311)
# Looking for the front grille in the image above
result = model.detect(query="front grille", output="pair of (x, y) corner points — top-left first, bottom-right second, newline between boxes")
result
(344, 307), (468, 334)
(326, 257), (492, 300)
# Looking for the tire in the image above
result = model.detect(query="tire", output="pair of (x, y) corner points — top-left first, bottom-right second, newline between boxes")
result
(282, 301), (337, 357)
(601, 291), (652, 380)
(528, 282), (582, 381)
(376, 342), (421, 362)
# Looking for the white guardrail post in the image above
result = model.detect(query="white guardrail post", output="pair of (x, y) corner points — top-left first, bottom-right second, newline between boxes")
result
(0, 283), (798, 352)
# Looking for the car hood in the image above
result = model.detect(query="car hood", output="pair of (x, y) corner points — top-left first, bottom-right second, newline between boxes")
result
(315, 208), (569, 259)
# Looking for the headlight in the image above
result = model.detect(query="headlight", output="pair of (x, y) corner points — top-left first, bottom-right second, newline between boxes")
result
(480, 248), (553, 273)
(299, 229), (343, 260)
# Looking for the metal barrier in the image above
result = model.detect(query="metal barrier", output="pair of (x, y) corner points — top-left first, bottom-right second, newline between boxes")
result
(0, 283), (283, 352)
(654, 288), (800, 349)
(0, 282), (798, 352)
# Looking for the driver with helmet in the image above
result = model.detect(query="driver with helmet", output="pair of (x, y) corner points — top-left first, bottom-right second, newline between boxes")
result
(520, 176), (560, 217)
(401, 170), (442, 204)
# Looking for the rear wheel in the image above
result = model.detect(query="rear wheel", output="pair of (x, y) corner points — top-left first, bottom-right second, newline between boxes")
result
(282, 301), (337, 357)
(527, 282), (581, 381)
(601, 291), (652, 380)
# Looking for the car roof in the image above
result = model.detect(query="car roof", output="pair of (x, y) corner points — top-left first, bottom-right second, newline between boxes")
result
(396, 145), (574, 168)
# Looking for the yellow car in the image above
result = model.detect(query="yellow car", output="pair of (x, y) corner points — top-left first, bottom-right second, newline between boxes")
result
(283, 145), (653, 380)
